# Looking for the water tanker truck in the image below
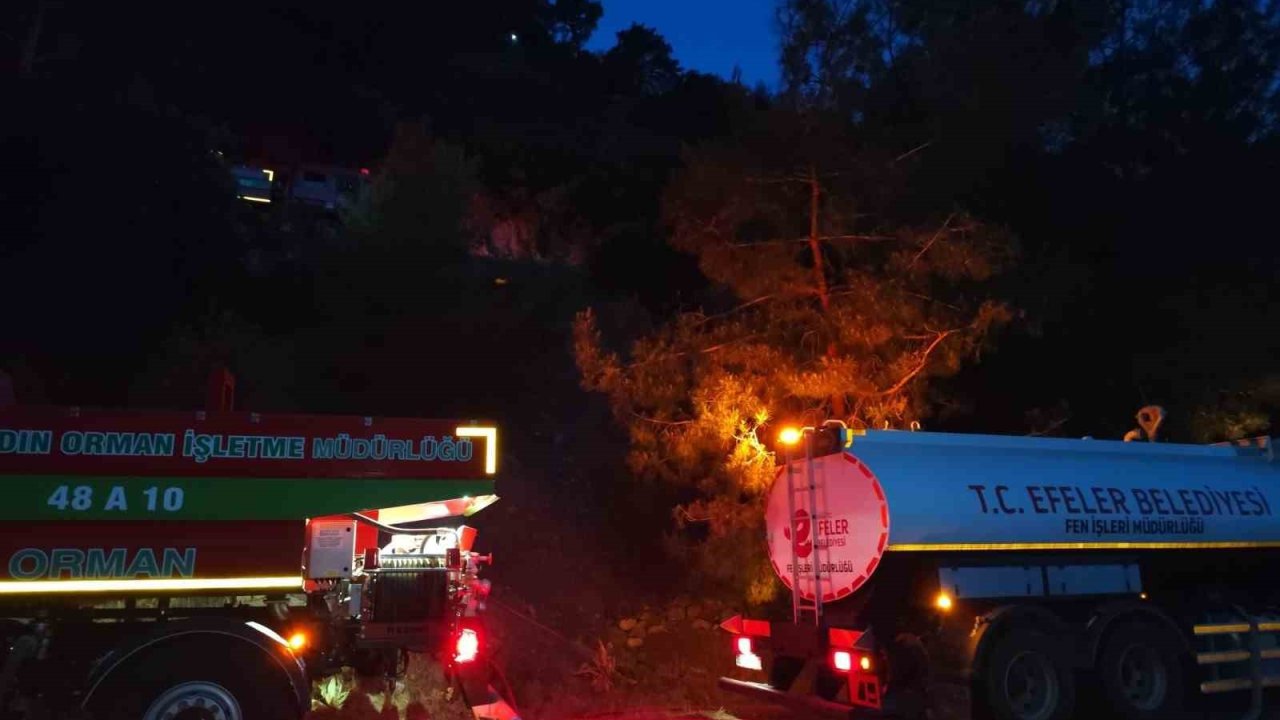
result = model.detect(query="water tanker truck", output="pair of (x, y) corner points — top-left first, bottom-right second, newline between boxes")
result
(0, 382), (520, 720)
(718, 415), (1280, 720)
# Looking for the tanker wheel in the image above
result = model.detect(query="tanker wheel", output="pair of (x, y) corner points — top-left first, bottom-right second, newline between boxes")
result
(981, 626), (1075, 720)
(886, 633), (931, 720)
(90, 641), (300, 720)
(1096, 621), (1186, 720)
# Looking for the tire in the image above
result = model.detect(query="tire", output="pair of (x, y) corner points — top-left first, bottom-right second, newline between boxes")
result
(1096, 621), (1186, 720)
(90, 640), (301, 720)
(980, 625), (1076, 720)
(886, 633), (931, 720)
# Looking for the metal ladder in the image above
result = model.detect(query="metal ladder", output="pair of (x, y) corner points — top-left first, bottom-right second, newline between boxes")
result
(1194, 606), (1280, 720)
(785, 432), (826, 626)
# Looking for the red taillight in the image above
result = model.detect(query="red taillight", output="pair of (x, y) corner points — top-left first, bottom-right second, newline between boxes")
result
(457, 525), (478, 552)
(734, 635), (762, 671)
(455, 628), (480, 664)
(833, 650), (853, 672)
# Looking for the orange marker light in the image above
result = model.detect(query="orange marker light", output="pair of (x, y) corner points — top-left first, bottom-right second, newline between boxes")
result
(859, 655), (872, 671)
(778, 428), (803, 446)
(287, 632), (308, 651)
(935, 592), (954, 611)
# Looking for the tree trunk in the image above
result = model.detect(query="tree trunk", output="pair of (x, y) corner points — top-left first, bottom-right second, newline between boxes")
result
(807, 166), (846, 418)
(807, 166), (831, 312)
(20, 0), (47, 80)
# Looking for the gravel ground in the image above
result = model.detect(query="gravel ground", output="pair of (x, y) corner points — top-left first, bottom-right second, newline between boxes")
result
(561, 685), (1280, 720)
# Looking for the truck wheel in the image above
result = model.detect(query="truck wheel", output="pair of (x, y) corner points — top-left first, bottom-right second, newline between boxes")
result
(1096, 621), (1185, 720)
(887, 633), (930, 720)
(91, 641), (300, 720)
(981, 626), (1075, 720)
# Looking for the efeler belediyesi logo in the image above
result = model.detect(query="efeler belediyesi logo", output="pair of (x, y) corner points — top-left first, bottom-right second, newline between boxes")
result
(783, 509), (813, 558)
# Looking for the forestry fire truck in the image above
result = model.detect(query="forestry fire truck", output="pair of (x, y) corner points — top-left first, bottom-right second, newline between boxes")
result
(0, 375), (520, 720)
(718, 411), (1280, 720)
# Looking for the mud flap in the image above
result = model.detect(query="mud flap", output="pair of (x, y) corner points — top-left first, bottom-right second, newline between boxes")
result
(457, 662), (521, 720)
(468, 691), (522, 720)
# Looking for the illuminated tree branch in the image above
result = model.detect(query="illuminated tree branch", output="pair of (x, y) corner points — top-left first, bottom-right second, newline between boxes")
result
(877, 329), (956, 397)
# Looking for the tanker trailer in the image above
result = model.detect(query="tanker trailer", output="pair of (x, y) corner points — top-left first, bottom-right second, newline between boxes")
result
(0, 398), (520, 720)
(717, 420), (1280, 720)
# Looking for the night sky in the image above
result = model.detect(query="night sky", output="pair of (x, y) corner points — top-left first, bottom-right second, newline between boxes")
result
(586, 0), (781, 88)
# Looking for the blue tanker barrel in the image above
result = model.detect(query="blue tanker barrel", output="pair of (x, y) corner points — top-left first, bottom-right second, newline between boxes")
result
(765, 430), (1280, 601)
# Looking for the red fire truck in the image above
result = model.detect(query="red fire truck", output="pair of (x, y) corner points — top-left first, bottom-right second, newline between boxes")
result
(0, 376), (519, 720)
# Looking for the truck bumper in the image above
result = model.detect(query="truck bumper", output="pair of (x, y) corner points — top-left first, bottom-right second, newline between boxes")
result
(717, 677), (898, 719)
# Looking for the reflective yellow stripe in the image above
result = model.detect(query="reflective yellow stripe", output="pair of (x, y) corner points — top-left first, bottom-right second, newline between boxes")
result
(1202, 677), (1280, 694)
(1197, 649), (1280, 664)
(0, 576), (302, 595)
(456, 426), (498, 474)
(1193, 622), (1280, 635)
(887, 541), (1280, 552)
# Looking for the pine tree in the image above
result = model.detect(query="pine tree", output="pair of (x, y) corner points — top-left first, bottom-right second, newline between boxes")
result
(573, 108), (1014, 600)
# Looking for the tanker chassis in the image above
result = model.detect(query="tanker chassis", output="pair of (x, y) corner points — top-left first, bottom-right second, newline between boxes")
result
(718, 419), (1280, 720)
(0, 388), (519, 719)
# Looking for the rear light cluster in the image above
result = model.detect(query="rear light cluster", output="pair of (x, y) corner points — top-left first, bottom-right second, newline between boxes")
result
(731, 635), (872, 675)
(831, 649), (872, 673)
